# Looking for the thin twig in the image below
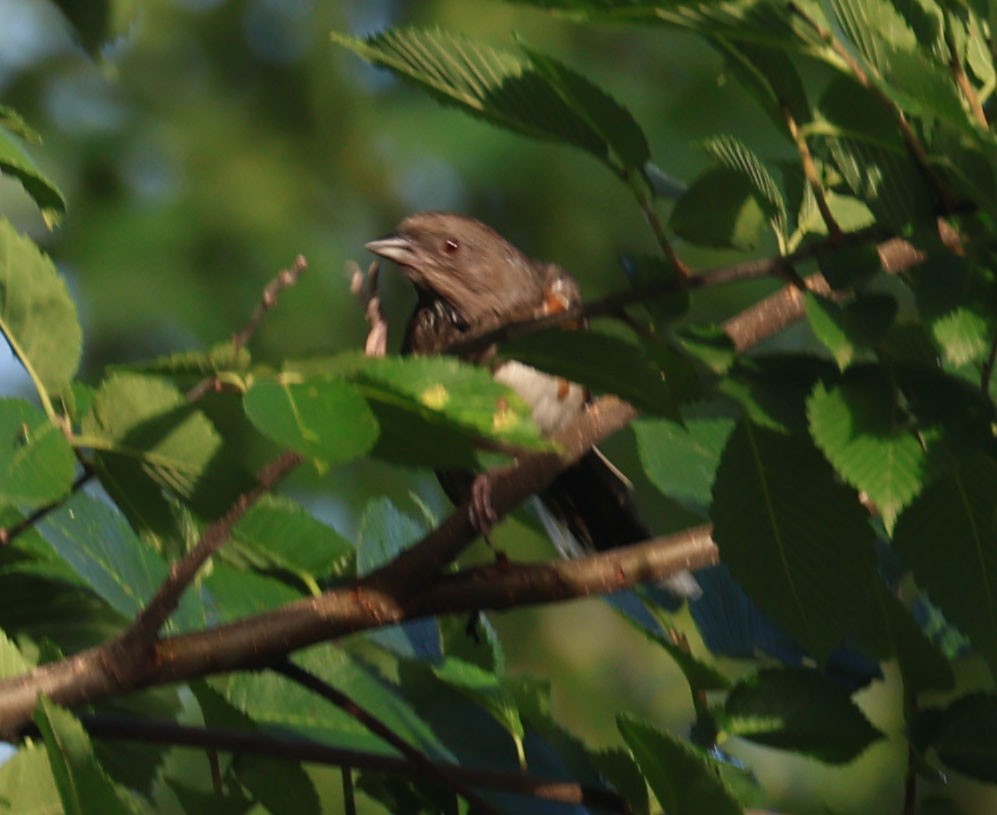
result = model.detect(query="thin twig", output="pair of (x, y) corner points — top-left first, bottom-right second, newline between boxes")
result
(273, 659), (499, 815)
(788, 3), (961, 212)
(782, 101), (842, 239)
(124, 450), (302, 648)
(349, 259), (388, 357)
(232, 255), (309, 350)
(74, 713), (630, 813)
(944, 11), (988, 128)
(446, 224), (890, 358)
(981, 326), (997, 393)
(628, 169), (692, 278)
(188, 255), (309, 402)
(342, 766), (357, 815)
(0, 470), (92, 547)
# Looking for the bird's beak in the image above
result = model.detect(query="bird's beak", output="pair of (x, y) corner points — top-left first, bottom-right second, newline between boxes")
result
(365, 235), (417, 266)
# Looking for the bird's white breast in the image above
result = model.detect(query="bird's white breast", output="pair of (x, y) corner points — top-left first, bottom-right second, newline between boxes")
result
(493, 361), (586, 436)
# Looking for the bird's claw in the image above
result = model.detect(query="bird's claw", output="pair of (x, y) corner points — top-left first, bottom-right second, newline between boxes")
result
(469, 471), (500, 540)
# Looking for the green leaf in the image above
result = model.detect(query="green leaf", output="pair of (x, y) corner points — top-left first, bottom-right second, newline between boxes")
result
(592, 748), (651, 815)
(35, 697), (142, 815)
(357, 497), (439, 660)
(331, 27), (649, 172)
(634, 413), (736, 512)
(36, 492), (209, 632)
(804, 292), (897, 369)
(243, 378), (378, 465)
(49, 0), (138, 55)
(0, 742), (62, 814)
(719, 40), (810, 128)
(347, 355), (547, 467)
(722, 668), (883, 763)
(906, 255), (996, 367)
(826, 0), (918, 73)
(917, 693), (997, 783)
(878, 590), (953, 693)
(618, 715), (742, 815)
(231, 494), (353, 576)
(702, 134), (788, 242)
(0, 128), (65, 227)
(115, 342), (250, 378)
(193, 684), (320, 815)
(433, 658), (527, 764)
(711, 420), (888, 659)
(893, 454), (997, 674)
(217, 646), (454, 760)
(0, 626), (31, 679)
(931, 306), (991, 366)
(807, 368), (926, 530)
(670, 167), (767, 250)
(501, 330), (679, 416)
(82, 373), (246, 516)
(0, 399), (75, 506)
(0, 219), (82, 401)
(817, 241), (884, 290)
(816, 75), (935, 230)
(720, 355), (835, 433)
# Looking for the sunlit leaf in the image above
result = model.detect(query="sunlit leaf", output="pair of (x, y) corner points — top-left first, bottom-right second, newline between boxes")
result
(0, 399), (75, 506)
(0, 219), (82, 399)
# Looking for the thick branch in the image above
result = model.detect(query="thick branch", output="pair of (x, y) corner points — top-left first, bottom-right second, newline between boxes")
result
(0, 519), (716, 735)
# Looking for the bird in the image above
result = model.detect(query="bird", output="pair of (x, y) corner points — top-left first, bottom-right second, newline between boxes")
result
(365, 211), (700, 598)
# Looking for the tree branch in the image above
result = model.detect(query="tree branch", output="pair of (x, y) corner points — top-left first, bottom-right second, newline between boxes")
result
(273, 659), (500, 815)
(0, 513), (716, 735)
(77, 713), (631, 813)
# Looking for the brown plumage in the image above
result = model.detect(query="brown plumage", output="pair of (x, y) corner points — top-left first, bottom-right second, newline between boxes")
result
(366, 212), (699, 597)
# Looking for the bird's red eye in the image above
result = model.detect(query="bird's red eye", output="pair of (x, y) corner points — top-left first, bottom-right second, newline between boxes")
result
(443, 238), (460, 254)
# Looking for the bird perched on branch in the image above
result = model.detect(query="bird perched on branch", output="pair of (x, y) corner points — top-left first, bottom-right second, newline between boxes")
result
(366, 211), (699, 598)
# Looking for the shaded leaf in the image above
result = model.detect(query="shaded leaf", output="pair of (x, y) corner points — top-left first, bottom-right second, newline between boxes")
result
(357, 497), (439, 660)
(50, 0), (137, 55)
(217, 646), (453, 760)
(816, 75), (935, 229)
(37, 492), (210, 633)
(711, 420), (888, 659)
(702, 133), (788, 242)
(893, 454), (997, 674)
(915, 693), (997, 783)
(817, 241), (884, 290)
(619, 715), (742, 815)
(670, 167), (767, 250)
(634, 413), (735, 513)
(83, 373), (219, 495)
(804, 292), (897, 369)
(501, 329), (679, 416)
(722, 668), (883, 763)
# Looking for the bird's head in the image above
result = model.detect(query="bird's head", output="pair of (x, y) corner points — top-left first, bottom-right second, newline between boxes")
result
(366, 212), (544, 323)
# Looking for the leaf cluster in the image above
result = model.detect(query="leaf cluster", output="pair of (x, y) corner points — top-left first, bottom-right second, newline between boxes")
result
(1, 1), (997, 814)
